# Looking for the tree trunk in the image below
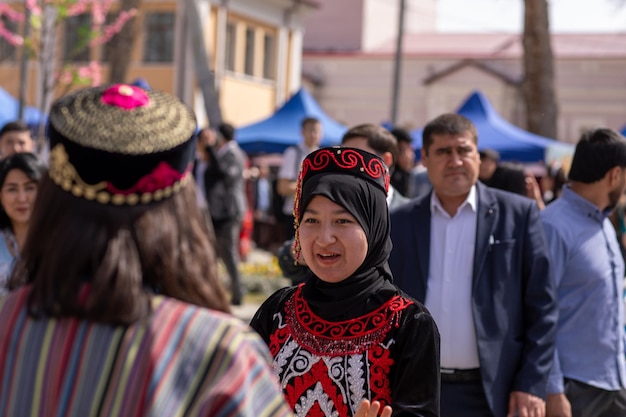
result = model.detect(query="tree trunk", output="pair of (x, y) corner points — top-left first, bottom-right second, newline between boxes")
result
(522, 0), (558, 139)
(107, 0), (141, 84)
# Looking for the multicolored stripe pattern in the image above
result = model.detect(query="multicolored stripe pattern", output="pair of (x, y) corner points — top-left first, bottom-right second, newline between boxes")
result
(0, 287), (292, 417)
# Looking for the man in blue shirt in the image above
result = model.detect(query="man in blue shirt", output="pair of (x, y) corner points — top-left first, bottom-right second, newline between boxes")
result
(542, 128), (626, 417)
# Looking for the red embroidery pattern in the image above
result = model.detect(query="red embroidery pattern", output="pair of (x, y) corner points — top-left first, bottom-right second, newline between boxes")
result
(284, 361), (349, 416)
(368, 345), (394, 406)
(269, 324), (290, 357)
(292, 147), (390, 264)
(301, 148), (389, 191)
(285, 286), (412, 356)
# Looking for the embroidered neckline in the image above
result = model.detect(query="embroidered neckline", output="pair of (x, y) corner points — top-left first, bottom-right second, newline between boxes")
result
(285, 285), (412, 356)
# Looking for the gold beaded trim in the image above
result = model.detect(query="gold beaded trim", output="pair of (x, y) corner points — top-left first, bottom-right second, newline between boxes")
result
(48, 143), (190, 206)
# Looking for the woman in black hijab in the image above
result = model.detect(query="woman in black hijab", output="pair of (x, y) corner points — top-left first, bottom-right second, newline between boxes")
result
(251, 147), (440, 417)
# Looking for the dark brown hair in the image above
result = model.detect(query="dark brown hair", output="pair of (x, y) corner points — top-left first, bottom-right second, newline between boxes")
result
(9, 176), (230, 324)
(341, 124), (399, 165)
(422, 113), (477, 154)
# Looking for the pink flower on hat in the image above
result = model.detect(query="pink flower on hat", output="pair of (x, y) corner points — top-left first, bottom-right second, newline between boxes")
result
(101, 84), (149, 110)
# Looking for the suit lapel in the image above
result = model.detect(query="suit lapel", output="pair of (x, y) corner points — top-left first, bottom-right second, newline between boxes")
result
(472, 183), (497, 292)
(414, 195), (432, 288)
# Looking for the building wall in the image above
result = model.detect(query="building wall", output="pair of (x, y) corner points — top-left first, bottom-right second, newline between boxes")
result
(0, 0), (314, 130)
(302, 0), (436, 52)
(302, 0), (364, 52)
(302, 53), (626, 144)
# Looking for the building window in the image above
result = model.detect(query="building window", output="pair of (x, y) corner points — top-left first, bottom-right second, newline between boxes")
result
(143, 12), (174, 63)
(0, 16), (17, 62)
(225, 22), (236, 71)
(244, 27), (255, 76)
(64, 14), (91, 62)
(263, 33), (275, 80)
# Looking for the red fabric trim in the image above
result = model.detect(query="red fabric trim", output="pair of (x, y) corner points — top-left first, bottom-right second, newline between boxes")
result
(285, 285), (412, 356)
(106, 162), (189, 195)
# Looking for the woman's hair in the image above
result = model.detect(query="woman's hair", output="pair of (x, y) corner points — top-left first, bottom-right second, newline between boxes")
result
(0, 152), (45, 231)
(9, 177), (230, 324)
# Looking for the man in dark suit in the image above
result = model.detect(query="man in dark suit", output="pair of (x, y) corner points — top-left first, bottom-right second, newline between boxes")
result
(389, 113), (557, 417)
(200, 123), (248, 305)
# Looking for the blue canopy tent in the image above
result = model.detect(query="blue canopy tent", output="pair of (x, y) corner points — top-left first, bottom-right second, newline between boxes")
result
(411, 91), (574, 163)
(0, 87), (45, 130)
(236, 88), (347, 154)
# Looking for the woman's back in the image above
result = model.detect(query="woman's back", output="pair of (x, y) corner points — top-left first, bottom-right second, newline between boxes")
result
(0, 287), (291, 417)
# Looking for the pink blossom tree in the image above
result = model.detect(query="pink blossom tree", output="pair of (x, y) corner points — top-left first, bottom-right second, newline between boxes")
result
(0, 0), (137, 138)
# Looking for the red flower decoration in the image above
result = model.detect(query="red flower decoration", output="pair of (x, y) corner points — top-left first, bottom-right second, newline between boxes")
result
(101, 84), (149, 110)
(107, 162), (185, 195)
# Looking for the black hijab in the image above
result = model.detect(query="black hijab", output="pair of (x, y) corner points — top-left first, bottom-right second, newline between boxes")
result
(296, 147), (397, 321)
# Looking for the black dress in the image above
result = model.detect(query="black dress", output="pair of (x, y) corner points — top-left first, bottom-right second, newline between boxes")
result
(251, 284), (440, 417)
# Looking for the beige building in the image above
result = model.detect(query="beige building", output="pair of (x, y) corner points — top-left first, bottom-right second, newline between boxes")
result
(300, 1), (626, 143)
(0, 0), (316, 127)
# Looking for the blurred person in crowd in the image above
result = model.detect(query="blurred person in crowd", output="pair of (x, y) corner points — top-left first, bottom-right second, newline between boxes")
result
(250, 164), (275, 250)
(389, 113), (557, 417)
(542, 128), (626, 417)
(252, 146), (440, 417)
(0, 85), (292, 417)
(276, 117), (322, 239)
(412, 162), (433, 199)
(342, 124), (410, 209)
(478, 148), (528, 196)
(0, 153), (45, 293)
(390, 127), (416, 197)
(541, 161), (567, 205)
(200, 122), (248, 306)
(0, 121), (35, 159)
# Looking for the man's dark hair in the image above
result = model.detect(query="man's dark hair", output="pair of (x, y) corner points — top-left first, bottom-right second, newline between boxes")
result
(0, 121), (30, 139)
(301, 117), (320, 129)
(422, 113), (477, 153)
(390, 128), (413, 144)
(568, 128), (626, 183)
(342, 124), (398, 165)
(217, 123), (235, 142)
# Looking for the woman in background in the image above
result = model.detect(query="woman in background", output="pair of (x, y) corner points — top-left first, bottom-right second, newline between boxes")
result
(0, 152), (44, 291)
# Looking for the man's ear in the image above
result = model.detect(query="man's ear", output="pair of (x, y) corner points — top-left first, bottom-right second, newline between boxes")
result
(607, 166), (623, 186)
(381, 152), (393, 168)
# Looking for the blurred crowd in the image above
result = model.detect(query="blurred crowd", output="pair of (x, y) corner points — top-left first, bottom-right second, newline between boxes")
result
(0, 85), (625, 417)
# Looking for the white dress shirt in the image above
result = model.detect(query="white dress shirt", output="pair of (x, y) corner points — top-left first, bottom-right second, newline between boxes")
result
(425, 185), (480, 369)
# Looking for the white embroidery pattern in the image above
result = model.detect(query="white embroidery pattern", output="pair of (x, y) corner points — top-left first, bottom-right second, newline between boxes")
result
(294, 382), (340, 417)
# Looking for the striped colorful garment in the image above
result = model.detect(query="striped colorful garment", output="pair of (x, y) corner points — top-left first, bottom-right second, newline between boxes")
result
(0, 286), (293, 417)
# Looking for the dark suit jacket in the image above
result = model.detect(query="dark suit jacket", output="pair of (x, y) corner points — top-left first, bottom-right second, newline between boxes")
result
(389, 182), (557, 417)
(204, 141), (247, 222)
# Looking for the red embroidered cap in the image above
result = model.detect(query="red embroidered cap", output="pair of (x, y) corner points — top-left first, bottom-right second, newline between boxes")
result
(47, 84), (197, 205)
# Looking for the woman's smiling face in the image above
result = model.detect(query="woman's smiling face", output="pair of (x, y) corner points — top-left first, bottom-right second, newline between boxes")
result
(0, 168), (37, 227)
(298, 195), (368, 283)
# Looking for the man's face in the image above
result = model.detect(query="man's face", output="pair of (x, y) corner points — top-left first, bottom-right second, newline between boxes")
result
(0, 131), (34, 158)
(302, 122), (322, 149)
(421, 132), (480, 200)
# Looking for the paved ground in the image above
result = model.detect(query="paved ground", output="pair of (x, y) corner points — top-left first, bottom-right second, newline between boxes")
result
(228, 246), (288, 323)
(231, 303), (262, 323)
